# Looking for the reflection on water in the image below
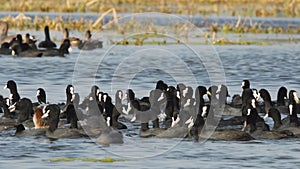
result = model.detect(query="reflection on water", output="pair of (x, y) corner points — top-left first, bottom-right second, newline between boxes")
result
(0, 37), (300, 167)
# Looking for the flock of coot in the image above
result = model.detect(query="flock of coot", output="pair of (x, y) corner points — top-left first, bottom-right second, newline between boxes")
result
(0, 21), (103, 57)
(0, 79), (300, 146)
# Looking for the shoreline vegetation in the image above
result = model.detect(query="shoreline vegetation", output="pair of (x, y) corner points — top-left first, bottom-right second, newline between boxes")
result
(1, 0), (300, 45)
(2, 0), (300, 17)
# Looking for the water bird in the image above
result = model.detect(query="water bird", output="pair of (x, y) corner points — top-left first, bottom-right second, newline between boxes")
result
(9, 98), (34, 124)
(42, 104), (87, 139)
(0, 42), (12, 55)
(62, 28), (81, 47)
(40, 39), (71, 57)
(0, 21), (16, 44)
(277, 86), (288, 107)
(78, 30), (103, 50)
(244, 98), (292, 139)
(265, 107), (300, 137)
(11, 34), (42, 57)
(258, 88), (289, 115)
(36, 88), (46, 105)
(25, 33), (37, 50)
(38, 26), (57, 49)
(33, 108), (48, 129)
(4, 80), (20, 105)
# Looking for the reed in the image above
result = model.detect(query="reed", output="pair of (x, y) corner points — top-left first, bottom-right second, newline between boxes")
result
(1, 0), (299, 17)
(2, 11), (300, 35)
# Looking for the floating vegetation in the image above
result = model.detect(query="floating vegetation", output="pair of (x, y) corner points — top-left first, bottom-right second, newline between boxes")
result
(2, 12), (300, 35)
(109, 39), (269, 46)
(47, 157), (127, 163)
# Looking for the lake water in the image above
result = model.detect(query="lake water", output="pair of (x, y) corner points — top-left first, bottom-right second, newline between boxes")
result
(1, 16), (300, 168)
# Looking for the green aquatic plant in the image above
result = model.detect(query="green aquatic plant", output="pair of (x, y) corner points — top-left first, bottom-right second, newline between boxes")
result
(48, 157), (127, 163)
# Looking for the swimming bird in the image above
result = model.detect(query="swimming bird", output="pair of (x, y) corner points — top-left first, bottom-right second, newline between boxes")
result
(59, 84), (74, 120)
(258, 88), (289, 115)
(33, 108), (48, 129)
(11, 34), (32, 52)
(4, 80), (20, 105)
(216, 84), (229, 102)
(101, 93), (114, 125)
(0, 97), (17, 130)
(0, 42), (12, 55)
(243, 98), (292, 139)
(75, 98), (123, 145)
(0, 21), (16, 44)
(114, 90), (125, 114)
(110, 90), (127, 130)
(95, 115), (124, 146)
(42, 104), (87, 139)
(163, 86), (180, 128)
(277, 86), (288, 107)
(10, 34), (42, 57)
(131, 89), (170, 137)
(155, 80), (168, 91)
(0, 96), (11, 118)
(217, 89), (245, 130)
(265, 107), (300, 137)
(9, 98), (34, 124)
(63, 92), (80, 129)
(38, 26), (57, 49)
(245, 98), (269, 133)
(287, 90), (300, 126)
(180, 86), (194, 111)
(40, 39), (71, 57)
(78, 30), (103, 50)
(25, 33), (37, 50)
(65, 85), (74, 107)
(136, 97), (165, 136)
(36, 88), (46, 105)
(64, 85), (78, 126)
(195, 86), (207, 114)
(240, 80), (257, 130)
(123, 89), (149, 115)
(62, 28), (81, 47)
(79, 85), (101, 116)
(199, 107), (254, 141)
(189, 106), (207, 140)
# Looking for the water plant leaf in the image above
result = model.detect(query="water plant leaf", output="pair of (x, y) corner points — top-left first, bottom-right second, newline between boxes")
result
(48, 157), (127, 163)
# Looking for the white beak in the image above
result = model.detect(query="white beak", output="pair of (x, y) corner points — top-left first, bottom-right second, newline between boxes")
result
(36, 90), (40, 97)
(157, 93), (164, 102)
(201, 106), (208, 117)
(8, 104), (16, 112)
(171, 116), (180, 127)
(71, 94), (76, 102)
(42, 110), (50, 118)
(11, 50), (16, 56)
(70, 87), (74, 95)
(263, 114), (268, 120)
(247, 109), (251, 116)
(289, 104), (293, 115)
(106, 117), (111, 127)
(68, 47), (72, 53)
(130, 114), (136, 122)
